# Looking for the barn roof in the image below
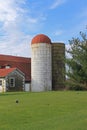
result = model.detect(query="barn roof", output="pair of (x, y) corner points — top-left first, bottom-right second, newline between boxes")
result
(0, 54), (31, 63)
(0, 68), (16, 77)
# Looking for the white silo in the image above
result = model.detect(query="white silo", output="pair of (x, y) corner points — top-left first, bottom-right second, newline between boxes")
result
(31, 34), (52, 92)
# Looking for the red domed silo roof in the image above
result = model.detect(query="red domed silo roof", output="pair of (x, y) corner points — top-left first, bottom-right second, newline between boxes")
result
(31, 34), (51, 44)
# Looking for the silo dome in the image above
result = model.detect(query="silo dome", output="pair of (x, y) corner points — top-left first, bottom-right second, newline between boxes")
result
(31, 34), (51, 44)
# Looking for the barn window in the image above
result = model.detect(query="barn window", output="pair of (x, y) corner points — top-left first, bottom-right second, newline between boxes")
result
(9, 78), (15, 87)
(0, 80), (2, 85)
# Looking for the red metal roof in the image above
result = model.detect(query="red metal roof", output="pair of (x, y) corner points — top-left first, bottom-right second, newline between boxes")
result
(0, 54), (31, 82)
(0, 68), (16, 77)
(0, 54), (31, 63)
(31, 34), (51, 44)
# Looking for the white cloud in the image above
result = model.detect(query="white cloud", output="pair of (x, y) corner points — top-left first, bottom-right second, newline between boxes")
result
(0, 0), (22, 22)
(50, 0), (66, 9)
(0, 0), (32, 57)
(0, 34), (32, 57)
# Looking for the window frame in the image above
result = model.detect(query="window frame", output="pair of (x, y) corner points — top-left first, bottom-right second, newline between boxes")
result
(9, 77), (15, 87)
(0, 80), (2, 86)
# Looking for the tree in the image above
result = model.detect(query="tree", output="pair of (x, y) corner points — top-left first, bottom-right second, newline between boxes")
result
(66, 31), (87, 90)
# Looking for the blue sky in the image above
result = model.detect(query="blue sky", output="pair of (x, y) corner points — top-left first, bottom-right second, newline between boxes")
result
(0, 0), (87, 57)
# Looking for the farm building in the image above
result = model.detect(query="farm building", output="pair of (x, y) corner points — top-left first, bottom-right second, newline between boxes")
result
(0, 68), (25, 92)
(0, 55), (31, 92)
(0, 34), (65, 92)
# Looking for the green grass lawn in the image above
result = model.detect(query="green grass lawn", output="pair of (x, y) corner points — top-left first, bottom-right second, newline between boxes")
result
(0, 91), (87, 130)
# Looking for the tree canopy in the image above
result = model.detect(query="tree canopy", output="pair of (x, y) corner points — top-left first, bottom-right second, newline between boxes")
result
(66, 31), (87, 90)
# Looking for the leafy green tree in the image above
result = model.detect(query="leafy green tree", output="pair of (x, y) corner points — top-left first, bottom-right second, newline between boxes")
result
(66, 31), (87, 90)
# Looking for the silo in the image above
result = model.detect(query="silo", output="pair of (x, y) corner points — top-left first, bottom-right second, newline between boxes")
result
(52, 43), (65, 90)
(31, 34), (52, 92)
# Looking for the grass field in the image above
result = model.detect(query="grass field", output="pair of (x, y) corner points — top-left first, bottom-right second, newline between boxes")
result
(0, 91), (87, 130)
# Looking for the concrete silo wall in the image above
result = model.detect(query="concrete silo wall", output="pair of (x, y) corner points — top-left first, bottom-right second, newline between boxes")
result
(31, 43), (52, 92)
(52, 43), (65, 90)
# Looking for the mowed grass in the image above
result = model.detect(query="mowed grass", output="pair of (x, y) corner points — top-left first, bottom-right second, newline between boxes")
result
(0, 91), (87, 130)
